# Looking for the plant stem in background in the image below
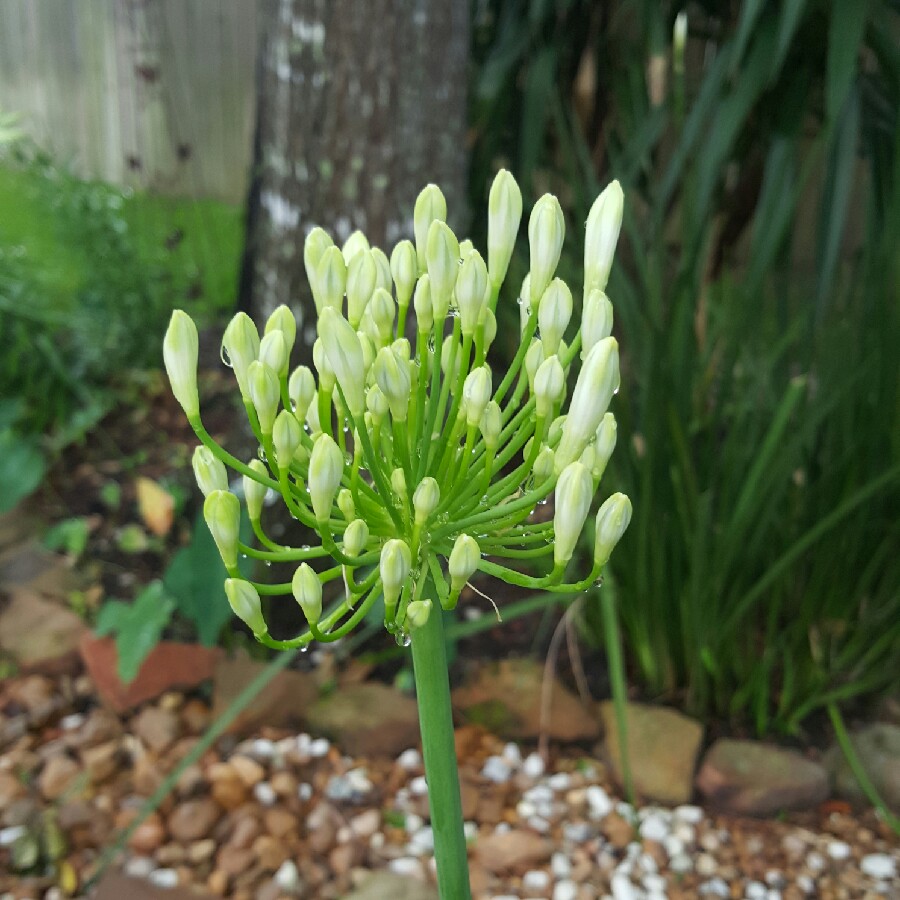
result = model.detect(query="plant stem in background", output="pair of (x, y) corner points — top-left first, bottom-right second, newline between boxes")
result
(411, 587), (471, 899)
(602, 591), (634, 805)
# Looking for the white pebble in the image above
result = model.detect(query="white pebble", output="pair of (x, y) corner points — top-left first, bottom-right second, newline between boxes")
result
(796, 875), (815, 895)
(253, 782), (276, 805)
(586, 785), (613, 819)
(464, 821), (478, 842)
(482, 755), (513, 783)
(642, 874), (666, 892)
(547, 772), (572, 791)
(148, 869), (178, 889)
(670, 853), (693, 873)
(806, 851), (825, 871)
(745, 881), (767, 899)
(502, 742), (523, 766)
(673, 821), (696, 844)
(524, 784), (554, 804)
(408, 826), (435, 855)
(610, 872), (638, 900)
(517, 800), (537, 819)
(60, 713), (85, 730)
(766, 892), (782, 900)
(124, 857), (155, 878)
(250, 738), (275, 759)
(696, 853), (718, 876)
(826, 840), (851, 860)
(275, 860), (301, 891)
(764, 871), (785, 888)
(389, 856), (425, 879)
(639, 813), (669, 842)
(551, 851), (572, 879)
(860, 853), (897, 879)
(563, 822), (593, 843)
(554, 879), (579, 900)
(336, 825), (352, 844)
(664, 835), (685, 858)
(409, 775), (429, 795)
(522, 752), (546, 779)
(494, 822), (512, 834)
(397, 748), (422, 769)
(308, 737), (330, 757)
(0, 826), (26, 847)
(674, 804), (704, 824)
(640, 852), (658, 873)
(527, 815), (551, 833)
(405, 813), (425, 834)
(297, 782), (313, 801)
(522, 869), (551, 892)
(699, 877), (729, 897)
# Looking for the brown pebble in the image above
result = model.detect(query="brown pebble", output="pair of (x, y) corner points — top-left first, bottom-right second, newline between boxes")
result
(216, 844), (256, 876)
(270, 770), (298, 797)
(81, 740), (120, 784)
(207, 869), (229, 895)
(133, 706), (180, 753)
(253, 834), (289, 871)
(230, 754), (266, 787)
(228, 813), (262, 850)
(128, 812), (167, 853)
(188, 838), (217, 864)
(264, 808), (299, 839)
(38, 755), (81, 800)
(169, 797), (222, 842)
(601, 811), (635, 848)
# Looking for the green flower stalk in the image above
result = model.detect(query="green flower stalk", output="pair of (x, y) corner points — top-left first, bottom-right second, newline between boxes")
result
(163, 170), (631, 900)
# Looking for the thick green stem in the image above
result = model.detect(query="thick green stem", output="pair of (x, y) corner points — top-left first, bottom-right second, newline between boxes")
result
(410, 589), (471, 899)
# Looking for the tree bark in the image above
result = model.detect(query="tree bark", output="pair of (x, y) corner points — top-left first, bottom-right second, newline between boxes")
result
(239, 0), (469, 349)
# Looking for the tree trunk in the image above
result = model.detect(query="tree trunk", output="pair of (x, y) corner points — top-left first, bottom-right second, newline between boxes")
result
(239, 0), (469, 349)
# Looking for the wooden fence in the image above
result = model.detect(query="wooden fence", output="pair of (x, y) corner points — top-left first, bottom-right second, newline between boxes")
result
(0, 0), (259, 202)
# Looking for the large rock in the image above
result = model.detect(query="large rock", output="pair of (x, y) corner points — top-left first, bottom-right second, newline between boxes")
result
(599, 701), (703, 804)
(824, 723), (900, 813)
(696, 738), (829, 816)
(453, 658), (600, 742)
(474, 828), (553, 873)
(0, 589), (86, 674)
(211, 653), (317, 736)
(306, 683), (420, 757)
(81, 633), (221, 713)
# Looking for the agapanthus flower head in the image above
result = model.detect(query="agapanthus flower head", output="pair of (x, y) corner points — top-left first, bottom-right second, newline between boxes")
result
(167, 172), (631, 647)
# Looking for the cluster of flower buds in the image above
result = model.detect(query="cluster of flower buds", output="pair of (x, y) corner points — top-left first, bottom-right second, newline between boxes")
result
(163, 171), (632, 647)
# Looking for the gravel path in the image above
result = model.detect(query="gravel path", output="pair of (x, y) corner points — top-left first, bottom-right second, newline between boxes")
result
(0, 674), (897, 899)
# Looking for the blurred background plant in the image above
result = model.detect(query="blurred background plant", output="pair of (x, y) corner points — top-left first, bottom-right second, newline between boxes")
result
(470, 0), (900, 734)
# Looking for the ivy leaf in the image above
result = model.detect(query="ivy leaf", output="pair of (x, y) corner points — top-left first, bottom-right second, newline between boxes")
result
(0, 429), (45, 513)
(95, 581), (175, 684)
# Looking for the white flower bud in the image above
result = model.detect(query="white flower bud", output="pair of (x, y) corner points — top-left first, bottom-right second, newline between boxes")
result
(204, 490), (241, 570)
(306, 394), (322, 436)
(582, 289), (614, 357)
(463, 366), (492, 427)
(358, 330), (376, 375)
(673, 11), (688, 72)
(259, 330), (288, 378)
(225, 579), (266, 635)
(538, 279), (573, 356)
(336, 488), (355, 522)
(243, 459), (269, 521)
(413, 274), (434, 332)
(414, 183), (447, 270)
(222, 312), (260, 403)
(413, 477), (440, 524)
(366, 383), (389, 423)
(315, 245), (347, 313)
(373, 346), (412, 421)
(288, 365), (317, 421)
(368, 287), (396, 347)
(594, 492), (632, 566)
(292, 562), (323, 626)
(584, 180), (624, 294)
(391, 467), (407, 500)
(163, 310), (200, 418)
(341, 229), (370, 266)
(380, 539), (412, 607)
(553, 461), (593, 567)
(372, 247), (392, 291)
(248, 360), (280, 434)
(449, 534), (480, 592)
(192, 446), (228, 497)
(488, 168), (523, 288)
(480, 400), (501, 451)
(304, 227), (334, 297)
(440, 334), (462, 386)
(272, 409), (303, 466)
(534, 445), (555, 481)
(406, 599), (432, 630)
(346, 249), (378, 328)
(555, 337), (619, 472)
(482, 307), (497, 351)
(317, 307), (366, 417)
(548, 415), (566, 446)
(264, 305), (297, 366)
(312, 338), (336, 394)
(459, 239), (474, 259)
(591, 413), (617, 482)
(391, 239), (418, 309)
(426, 219), (460, 320)
(527, 194), (565, 305)
(524, 340), (545, 393)
(456, 250), (488, 337)
(291, 563), (322, 625)
(308, 433), (344, 521)
(534, 355), (565, 418)
(343, 518), (369, 556)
